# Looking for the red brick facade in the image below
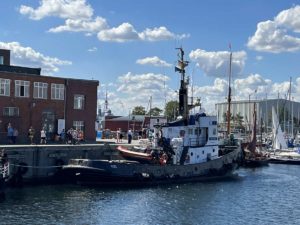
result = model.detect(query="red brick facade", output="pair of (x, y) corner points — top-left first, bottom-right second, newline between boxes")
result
(0, 50), (99, 144)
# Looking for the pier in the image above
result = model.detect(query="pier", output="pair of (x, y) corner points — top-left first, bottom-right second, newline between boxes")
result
(0, 139), (140, 185)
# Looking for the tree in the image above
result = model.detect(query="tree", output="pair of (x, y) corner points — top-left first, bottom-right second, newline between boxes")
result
(164, 100), (179, 121)
(132, 106), (146, 115)
(147, 107), (163, 116)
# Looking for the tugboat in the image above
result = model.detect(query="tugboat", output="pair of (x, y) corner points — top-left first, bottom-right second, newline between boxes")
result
(62, 48), (242, 186)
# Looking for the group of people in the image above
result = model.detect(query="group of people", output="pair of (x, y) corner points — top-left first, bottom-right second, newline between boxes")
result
(2, 121), (86, 145)
(116, 128), (133, 144)
(64, 128), (84, 145)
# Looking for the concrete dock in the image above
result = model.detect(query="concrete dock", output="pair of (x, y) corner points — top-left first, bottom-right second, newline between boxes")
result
(0, 139), (143, 185)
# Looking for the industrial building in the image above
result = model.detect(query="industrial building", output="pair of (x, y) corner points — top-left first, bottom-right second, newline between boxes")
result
(0, 49), (99, 144)
(216, 99), (300, 134)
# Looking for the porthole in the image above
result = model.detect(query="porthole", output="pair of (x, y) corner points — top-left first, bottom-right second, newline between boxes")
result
(191, 152), (194, 156)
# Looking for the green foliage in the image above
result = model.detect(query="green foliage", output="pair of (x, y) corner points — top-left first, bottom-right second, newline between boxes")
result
(132, 106), (146, 115)
(164, 100), (179, 121)
(147, 107), (163, 116)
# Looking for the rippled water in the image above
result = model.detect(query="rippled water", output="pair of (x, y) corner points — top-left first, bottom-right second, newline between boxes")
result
(1, 164), (300, 225)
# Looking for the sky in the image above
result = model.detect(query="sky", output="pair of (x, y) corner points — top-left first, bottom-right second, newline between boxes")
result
(1, 0), (300, 116)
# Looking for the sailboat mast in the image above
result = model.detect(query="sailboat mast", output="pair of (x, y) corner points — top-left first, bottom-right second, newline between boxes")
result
(227, 47), (232, 136)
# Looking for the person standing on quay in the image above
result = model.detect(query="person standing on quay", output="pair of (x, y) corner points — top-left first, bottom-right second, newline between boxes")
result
(40, 128), (46, 144)
(13, 128), (18, 144)
(7, 123), (14, 144)
(116, 128), (121, 143)
(127, 129), (132, 144)
(28, 126), (35, 144)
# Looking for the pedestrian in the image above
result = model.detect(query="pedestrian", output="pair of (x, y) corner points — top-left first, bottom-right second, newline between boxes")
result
(127, 129), (132, 144)
(120, 131), (123, 143)
(40, 128), (46, 144)
(72, 129), (78, 145)
(60, 129), (66, 144)
(7, 123), (14, 144)
(12, 128), (18, 144)
(28, 126), (35, 144)
(116, 128), (121, 143)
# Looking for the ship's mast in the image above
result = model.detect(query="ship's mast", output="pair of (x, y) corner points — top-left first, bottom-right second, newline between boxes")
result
(175, 47), (189, 123)
(226, 46), (232, 137)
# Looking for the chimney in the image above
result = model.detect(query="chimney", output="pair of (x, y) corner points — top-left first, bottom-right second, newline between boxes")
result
(0, 49), (10, 65)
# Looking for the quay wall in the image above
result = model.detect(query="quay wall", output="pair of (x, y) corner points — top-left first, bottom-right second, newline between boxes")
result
(0, 143), (122, 184)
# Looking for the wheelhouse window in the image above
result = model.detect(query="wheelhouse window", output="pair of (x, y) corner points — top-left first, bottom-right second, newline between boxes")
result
(15, 80), (30, 97)
(0, 78), (10, 96)
(51, 83), (64, 100)
(33, 82), (48, 99)
(74, 94), (85, 110)
(3, 107), (19, 117)
(73, 121), (84, 131)
(0, 56), (3, 65)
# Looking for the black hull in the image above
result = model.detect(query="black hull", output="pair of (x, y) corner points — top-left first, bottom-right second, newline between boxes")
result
(61, 164), (238, 187)
(268, 158), (300, 165)
(242, 159), (269, 168)
(61, 148), (241, 187)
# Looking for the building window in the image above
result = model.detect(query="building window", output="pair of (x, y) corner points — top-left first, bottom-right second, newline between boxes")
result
(74, 95), (85, 109)
(73, 121), (84, 131)
(0, 56), (3, 65)
(34, 82), (48, 99)
(15, 80), (30, 97)
(51, 83), (64, 100)
(3, 107), (19, 117)
(0, 78), (10, 96)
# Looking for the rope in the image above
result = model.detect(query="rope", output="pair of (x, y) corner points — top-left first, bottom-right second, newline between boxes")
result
(9, 163), (64, 169)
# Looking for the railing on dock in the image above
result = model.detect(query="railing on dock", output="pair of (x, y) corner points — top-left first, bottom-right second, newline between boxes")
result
(0, 162), (10, 179)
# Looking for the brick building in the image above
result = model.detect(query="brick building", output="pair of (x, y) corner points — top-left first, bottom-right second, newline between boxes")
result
(0, 49), (99, 144)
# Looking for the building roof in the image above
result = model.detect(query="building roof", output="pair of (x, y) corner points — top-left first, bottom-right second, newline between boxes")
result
(0, 64), (41, 75)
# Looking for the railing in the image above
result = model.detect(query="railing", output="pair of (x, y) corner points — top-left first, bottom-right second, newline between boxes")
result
(0, 162), (10, 179)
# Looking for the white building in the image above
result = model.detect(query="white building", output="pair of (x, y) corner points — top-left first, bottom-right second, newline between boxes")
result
(215, 98), (300, 134)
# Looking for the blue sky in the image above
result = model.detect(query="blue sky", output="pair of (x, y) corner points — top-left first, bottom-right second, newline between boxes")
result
(1, 0), (300, 115)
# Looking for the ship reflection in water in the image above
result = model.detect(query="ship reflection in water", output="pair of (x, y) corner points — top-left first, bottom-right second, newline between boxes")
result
(1, 164), (300, 225)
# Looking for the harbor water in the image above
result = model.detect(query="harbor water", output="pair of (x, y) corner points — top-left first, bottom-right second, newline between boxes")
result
(1, 164), (300, 225)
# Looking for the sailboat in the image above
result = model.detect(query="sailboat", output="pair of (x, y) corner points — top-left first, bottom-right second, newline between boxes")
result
(61, 48), (242, 186)
(242, 103), (269, 167)
(269, 106), (300, 164)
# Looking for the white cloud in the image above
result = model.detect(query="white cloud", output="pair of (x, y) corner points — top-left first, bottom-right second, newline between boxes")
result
(136, 56), (172, 67)
(87, 47), (98, 52)
(19, 0), (93, 20)
(97, 23), (140, 42)
(99, 73), (300, 116)
(189, 49), (247, 77)
(98, 72), (172, 114)
(139, 26), (188, 41)
(98, 23), (188, 42)
(0, 42), (71, 74)
(275, 5), (300, 33)
(48, 17), (108, 33)
(247, 5), (300, 53)
(19, 1), (188, 42)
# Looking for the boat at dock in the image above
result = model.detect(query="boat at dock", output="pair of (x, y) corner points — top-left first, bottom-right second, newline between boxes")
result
(62, 48), (242, 186)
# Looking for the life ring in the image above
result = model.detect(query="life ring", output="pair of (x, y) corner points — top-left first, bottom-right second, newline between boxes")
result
(159, 153), (168, 165)
(17, 162), (28, 175)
